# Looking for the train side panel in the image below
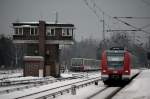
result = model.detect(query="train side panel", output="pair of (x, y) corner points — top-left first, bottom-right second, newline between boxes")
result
(122, 52), (131, 80)
(101, 50), (109, 80)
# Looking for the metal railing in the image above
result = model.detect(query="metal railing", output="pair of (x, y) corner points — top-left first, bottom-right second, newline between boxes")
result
(36, 78), (101, 99)
(0, 77), (74, 94)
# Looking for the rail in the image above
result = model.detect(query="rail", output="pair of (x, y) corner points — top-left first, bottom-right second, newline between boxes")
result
(15, 77), (101, 99)
(35, 78), (101, 99)
(0, 77), (74, 94)
(86, 72), (141, 99)
(0, 77), (52, 86)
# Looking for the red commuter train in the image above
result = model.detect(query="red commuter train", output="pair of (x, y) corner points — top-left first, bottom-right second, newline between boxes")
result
(101, 47), (133, 85)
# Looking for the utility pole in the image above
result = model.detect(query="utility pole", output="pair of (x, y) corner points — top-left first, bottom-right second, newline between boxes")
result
(133, 32), (135, 45)
(102, 12), (105, 41)
(83, 0), (106, 43)
(55, 12), (58, 24)
(102, 12), (107, 48)
(15, 46), (18, 67)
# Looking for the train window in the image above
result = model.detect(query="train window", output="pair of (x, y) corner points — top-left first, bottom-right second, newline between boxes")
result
(110, 47), (124, 50)
(71, 58), (83, 66)
(107, 56), (124, 61)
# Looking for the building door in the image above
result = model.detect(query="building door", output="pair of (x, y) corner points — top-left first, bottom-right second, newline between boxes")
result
(39, 69), (43, 77)
(45, 65), (51, 76)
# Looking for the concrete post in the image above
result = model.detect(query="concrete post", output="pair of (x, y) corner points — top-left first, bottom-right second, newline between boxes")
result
(95, 81), (98, 85)
(71, 85), (76, 95)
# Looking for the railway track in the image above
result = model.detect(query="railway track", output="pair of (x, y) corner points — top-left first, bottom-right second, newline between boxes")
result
(0, 72), (100, 95)
(0, 76), (23, 81)
(86, 71), (140, 99)
(0, 77), (75, 94)
(86, 87), (121, 99)
(0, 71), (140, 99)
(11, 77), (101, 99)
(0, 76), (56, 86)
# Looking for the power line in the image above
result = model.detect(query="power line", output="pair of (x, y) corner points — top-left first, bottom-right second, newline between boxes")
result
(141, 23), (150, 29)
(113, 17), (150, 19)
(113, 17), (150, 34)
(84, 0), (128, 32)
(83, 0), (100, 20)
(141, 0), (150, 6)
(106, 29), (141, 32)
(83, 0), (150, 43)
(83, 0), (107, 41)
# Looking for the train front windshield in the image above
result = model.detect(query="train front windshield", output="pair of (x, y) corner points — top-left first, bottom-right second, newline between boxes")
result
(107, 51), (124, 69)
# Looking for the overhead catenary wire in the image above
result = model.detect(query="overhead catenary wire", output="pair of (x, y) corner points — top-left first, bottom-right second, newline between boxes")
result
(113, 17), (150, 19)
(83, 0), (114, 40)
(83, 0), (150, 50)
(113, 17), (150, 34)
(97, 4), (150, 34)
(141, 0), (150, 6)
(83, 0), (130, 33)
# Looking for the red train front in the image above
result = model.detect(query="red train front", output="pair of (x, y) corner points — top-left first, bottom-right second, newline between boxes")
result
(101, 47), (131, 85)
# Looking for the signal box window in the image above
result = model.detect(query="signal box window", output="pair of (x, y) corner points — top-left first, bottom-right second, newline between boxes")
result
(34, 28), (38, 35)
(15, 28), (19, 35)
(15, 28), (23, 35)
(23, 27), (30, 35)
(30, 28), (38, 35)
(62, 28), (72, 36)
(30, 28), (34, 35)
(46, 28), (55, 36)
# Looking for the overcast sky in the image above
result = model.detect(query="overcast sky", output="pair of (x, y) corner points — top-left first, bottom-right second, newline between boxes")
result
(0, 0), (150, 41)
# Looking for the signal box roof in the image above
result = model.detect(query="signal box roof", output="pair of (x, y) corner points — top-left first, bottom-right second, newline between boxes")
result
(13, 21), (74, 27)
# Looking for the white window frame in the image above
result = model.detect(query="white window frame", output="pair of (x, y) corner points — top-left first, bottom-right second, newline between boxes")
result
(62, 28), (73, 37)
(15, 28), (19, 35)
(30, 27), (38, 36)
(34, 28), (38, 35)
(15, 27), (23, 35)
(14, 26), (38, 36)
(46, 27), (55, 36)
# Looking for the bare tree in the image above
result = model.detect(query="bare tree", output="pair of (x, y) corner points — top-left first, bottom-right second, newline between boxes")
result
(0, 35), (15, 69)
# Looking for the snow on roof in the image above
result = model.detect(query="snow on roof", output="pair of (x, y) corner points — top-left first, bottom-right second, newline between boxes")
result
(17, 22), (39, 24)
(14, 21), (72, 25)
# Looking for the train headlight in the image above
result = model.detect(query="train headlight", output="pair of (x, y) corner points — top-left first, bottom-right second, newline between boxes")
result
(102, 70), (106, 72)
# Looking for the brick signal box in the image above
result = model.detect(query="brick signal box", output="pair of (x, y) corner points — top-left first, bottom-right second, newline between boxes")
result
(13, 21), (75, 77)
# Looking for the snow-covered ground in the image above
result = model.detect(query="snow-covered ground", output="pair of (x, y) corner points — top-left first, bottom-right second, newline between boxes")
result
(0, 73), (23, 80)
(0, 69), (22, 74)
(0, 69), (148, 99)
(55, 69), (146, 99)
(0, 72), (101, 99)
(56, 81), (106, 99)
(113, 69), (150, 99)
